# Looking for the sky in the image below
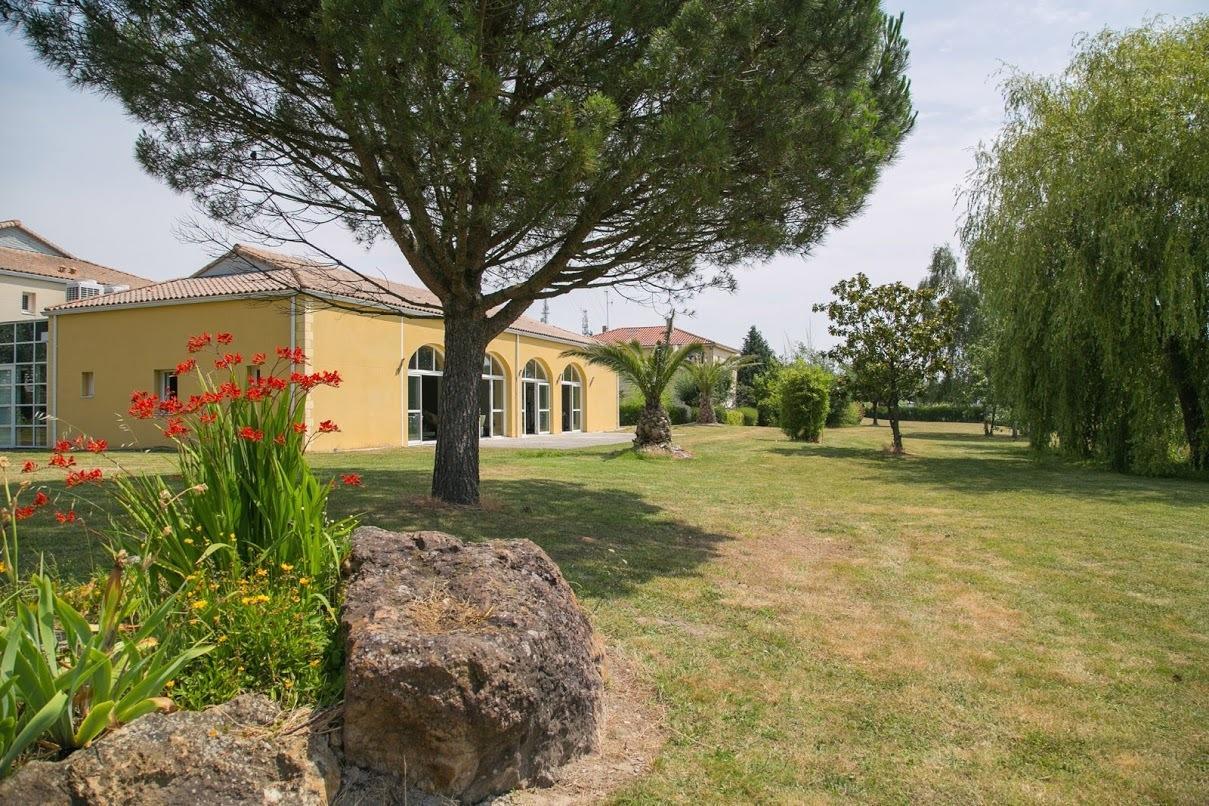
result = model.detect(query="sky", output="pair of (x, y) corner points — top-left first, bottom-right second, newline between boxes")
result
(0, 2), (1201, 352)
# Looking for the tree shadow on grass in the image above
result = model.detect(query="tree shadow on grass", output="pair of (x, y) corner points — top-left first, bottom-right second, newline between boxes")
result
(770, 442), (1209, 509)
(326, 468), (730, 601)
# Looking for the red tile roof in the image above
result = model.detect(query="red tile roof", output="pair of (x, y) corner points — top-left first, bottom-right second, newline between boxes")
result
(48, 244), (596, 345)
(0, 245), (152, 289)
(594, 325), (738, 353)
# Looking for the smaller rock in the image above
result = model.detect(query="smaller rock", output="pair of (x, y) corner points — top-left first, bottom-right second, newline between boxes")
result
(0, 695), (339, 805)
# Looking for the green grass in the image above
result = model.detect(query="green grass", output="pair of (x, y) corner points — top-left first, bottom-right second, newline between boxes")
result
(11, 422), (1209, 803)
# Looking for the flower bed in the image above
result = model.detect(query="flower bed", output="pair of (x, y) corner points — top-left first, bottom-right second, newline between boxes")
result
(0, 332), (357, 775)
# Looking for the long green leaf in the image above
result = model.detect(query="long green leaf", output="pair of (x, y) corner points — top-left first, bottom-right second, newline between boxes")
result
(0, 690), (67, 776)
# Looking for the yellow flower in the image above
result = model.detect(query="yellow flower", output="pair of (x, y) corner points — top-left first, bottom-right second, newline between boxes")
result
(165, 680), (175, 689)
(308, 659), (320, 668)
(256, 594), (270, 604)
(255, 568), (268, 578)
(218, 634), (228, 643)
(298, 577), (310, 587)
(191, 599), (208, 610)
(280, 563), (294, 572)
(137, 637), (159, 650)
(228, 532), (236, 540)
(0, 562), (6, 574)
(183, 538), (194, 545)
(282, 679), (293, 689)
(240, 596), (255, 606)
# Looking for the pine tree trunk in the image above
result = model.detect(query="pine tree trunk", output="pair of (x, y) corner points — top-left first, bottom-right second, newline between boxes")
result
(431, 311), (489, 505)
(1166, 338), (1207, 471)
(635, 402), (672, 447)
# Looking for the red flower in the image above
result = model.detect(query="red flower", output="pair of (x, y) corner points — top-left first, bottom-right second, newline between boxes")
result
(276, 346), (306, 364)
(86, 438), (108, 453)
(65, 469), (103, 487)
(14, 505), (36, 520)
(186, 332), (212, 353)
(251, 352), (266, 366)
(55, 510), (77, 524)
(216, 332), (233, 345)
(200, 413), (217, 425)
(291, 422), (307, 434)
(175, 359), (197, 375)
(164, 418), (189, 439)
(158, 397), (184, 415)
(215, 352), (243, 369)
(318, 420), (339, 433)
(238, 426), (264, 442)
(245, 387), (265, 402)
(129, 391), (159, 419)
(32, 491), (49, 507)
(21, 461), (36, 473)
(273, 434), (286, 446)
(53, 439), (72, 454)
(217, 382), (242, 400)
(49, 453), (76, 469)
(341, 474), (362, 486)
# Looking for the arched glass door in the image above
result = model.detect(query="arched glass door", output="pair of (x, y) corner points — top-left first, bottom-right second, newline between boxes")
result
(521, 360), (550, 435)
(480, 355), (506, 437)
(406, 345), (443, 442)
(560, 365), (583, 432)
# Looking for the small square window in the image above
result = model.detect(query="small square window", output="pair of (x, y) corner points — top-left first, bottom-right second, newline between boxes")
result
(155, 370), (178, 400)
(81, 372), (94, 398)
(20, 292), (35, 315)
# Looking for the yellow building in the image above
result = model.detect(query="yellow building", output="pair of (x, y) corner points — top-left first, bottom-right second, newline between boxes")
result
(48, 245), (618, 450)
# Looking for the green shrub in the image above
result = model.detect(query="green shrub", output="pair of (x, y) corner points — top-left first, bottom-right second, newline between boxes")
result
(776, 363), (833, 442)
(737, 406), (759, 426)
(723, 409), (744, 426)
(668, 404), (692, 425)
(826, 378), (864, 427)
(619, 395), (644, 426)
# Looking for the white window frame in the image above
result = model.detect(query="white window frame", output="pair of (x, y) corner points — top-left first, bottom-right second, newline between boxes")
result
(155, 369), (178, 400)
(481, 355), (506, 437)
(407, 346), (443, 443)
(521, 360), (550, 435)
(560, 365), (583, 432)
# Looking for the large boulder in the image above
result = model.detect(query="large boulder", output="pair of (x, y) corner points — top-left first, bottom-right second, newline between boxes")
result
(341, 527), (603, 803)
(0, 695), (339, 805)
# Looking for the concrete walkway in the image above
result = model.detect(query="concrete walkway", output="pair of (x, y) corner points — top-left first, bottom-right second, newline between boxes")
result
(478, 430), (632, 450)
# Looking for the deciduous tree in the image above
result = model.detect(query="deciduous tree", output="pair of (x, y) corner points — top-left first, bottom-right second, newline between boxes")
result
(5, 0), (915, 501)
(814, 273), (955, 453)
(963, 20), (1209, 471)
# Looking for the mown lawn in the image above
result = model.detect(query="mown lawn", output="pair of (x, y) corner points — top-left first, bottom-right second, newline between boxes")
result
(11, 422), (1209, 803)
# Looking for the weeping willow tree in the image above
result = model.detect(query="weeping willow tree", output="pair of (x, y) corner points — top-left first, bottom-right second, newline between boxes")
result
(963, 19), (1209, 473)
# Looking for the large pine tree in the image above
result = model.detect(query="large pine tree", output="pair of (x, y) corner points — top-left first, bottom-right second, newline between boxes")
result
(6, 0), (915, 502)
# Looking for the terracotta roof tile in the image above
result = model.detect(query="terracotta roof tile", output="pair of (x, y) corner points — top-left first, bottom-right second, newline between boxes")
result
(48, 244), (596, 345)
(594, 325), (737, 353)
(0, 245), (152, 289)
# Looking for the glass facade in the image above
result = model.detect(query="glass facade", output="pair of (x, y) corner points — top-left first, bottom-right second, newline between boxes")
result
(0, 320), (49, 447)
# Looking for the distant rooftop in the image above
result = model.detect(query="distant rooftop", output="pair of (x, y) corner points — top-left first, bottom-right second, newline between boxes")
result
(594, 325), (738, 353)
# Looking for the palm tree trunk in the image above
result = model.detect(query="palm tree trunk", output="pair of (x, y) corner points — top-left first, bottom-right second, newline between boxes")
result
(697, 394), (716, 424)
(635, 403), (672, 447)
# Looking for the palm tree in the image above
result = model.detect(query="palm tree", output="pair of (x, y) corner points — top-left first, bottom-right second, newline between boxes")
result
(563, 332), (703, 448)
(681, 355), (761, 423)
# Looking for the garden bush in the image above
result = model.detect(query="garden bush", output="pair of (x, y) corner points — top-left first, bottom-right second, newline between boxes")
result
(776, 363), (833, 442)
(737, 406), (759, 426)
(826, 379), (864, 427)
(723, 409), (745, 426)
(620, 390), (690, 426)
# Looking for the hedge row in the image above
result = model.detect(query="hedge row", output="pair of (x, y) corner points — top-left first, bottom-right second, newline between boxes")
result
(867, 402), (986, 423)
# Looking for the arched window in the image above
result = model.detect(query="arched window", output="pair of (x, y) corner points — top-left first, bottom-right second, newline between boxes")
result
(480, 355), (506, 437)
(408, 345), (443, 373)
(521, 359), (550, 435)
(406, 346), (443, 442)
(560, 365), (583, 432)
